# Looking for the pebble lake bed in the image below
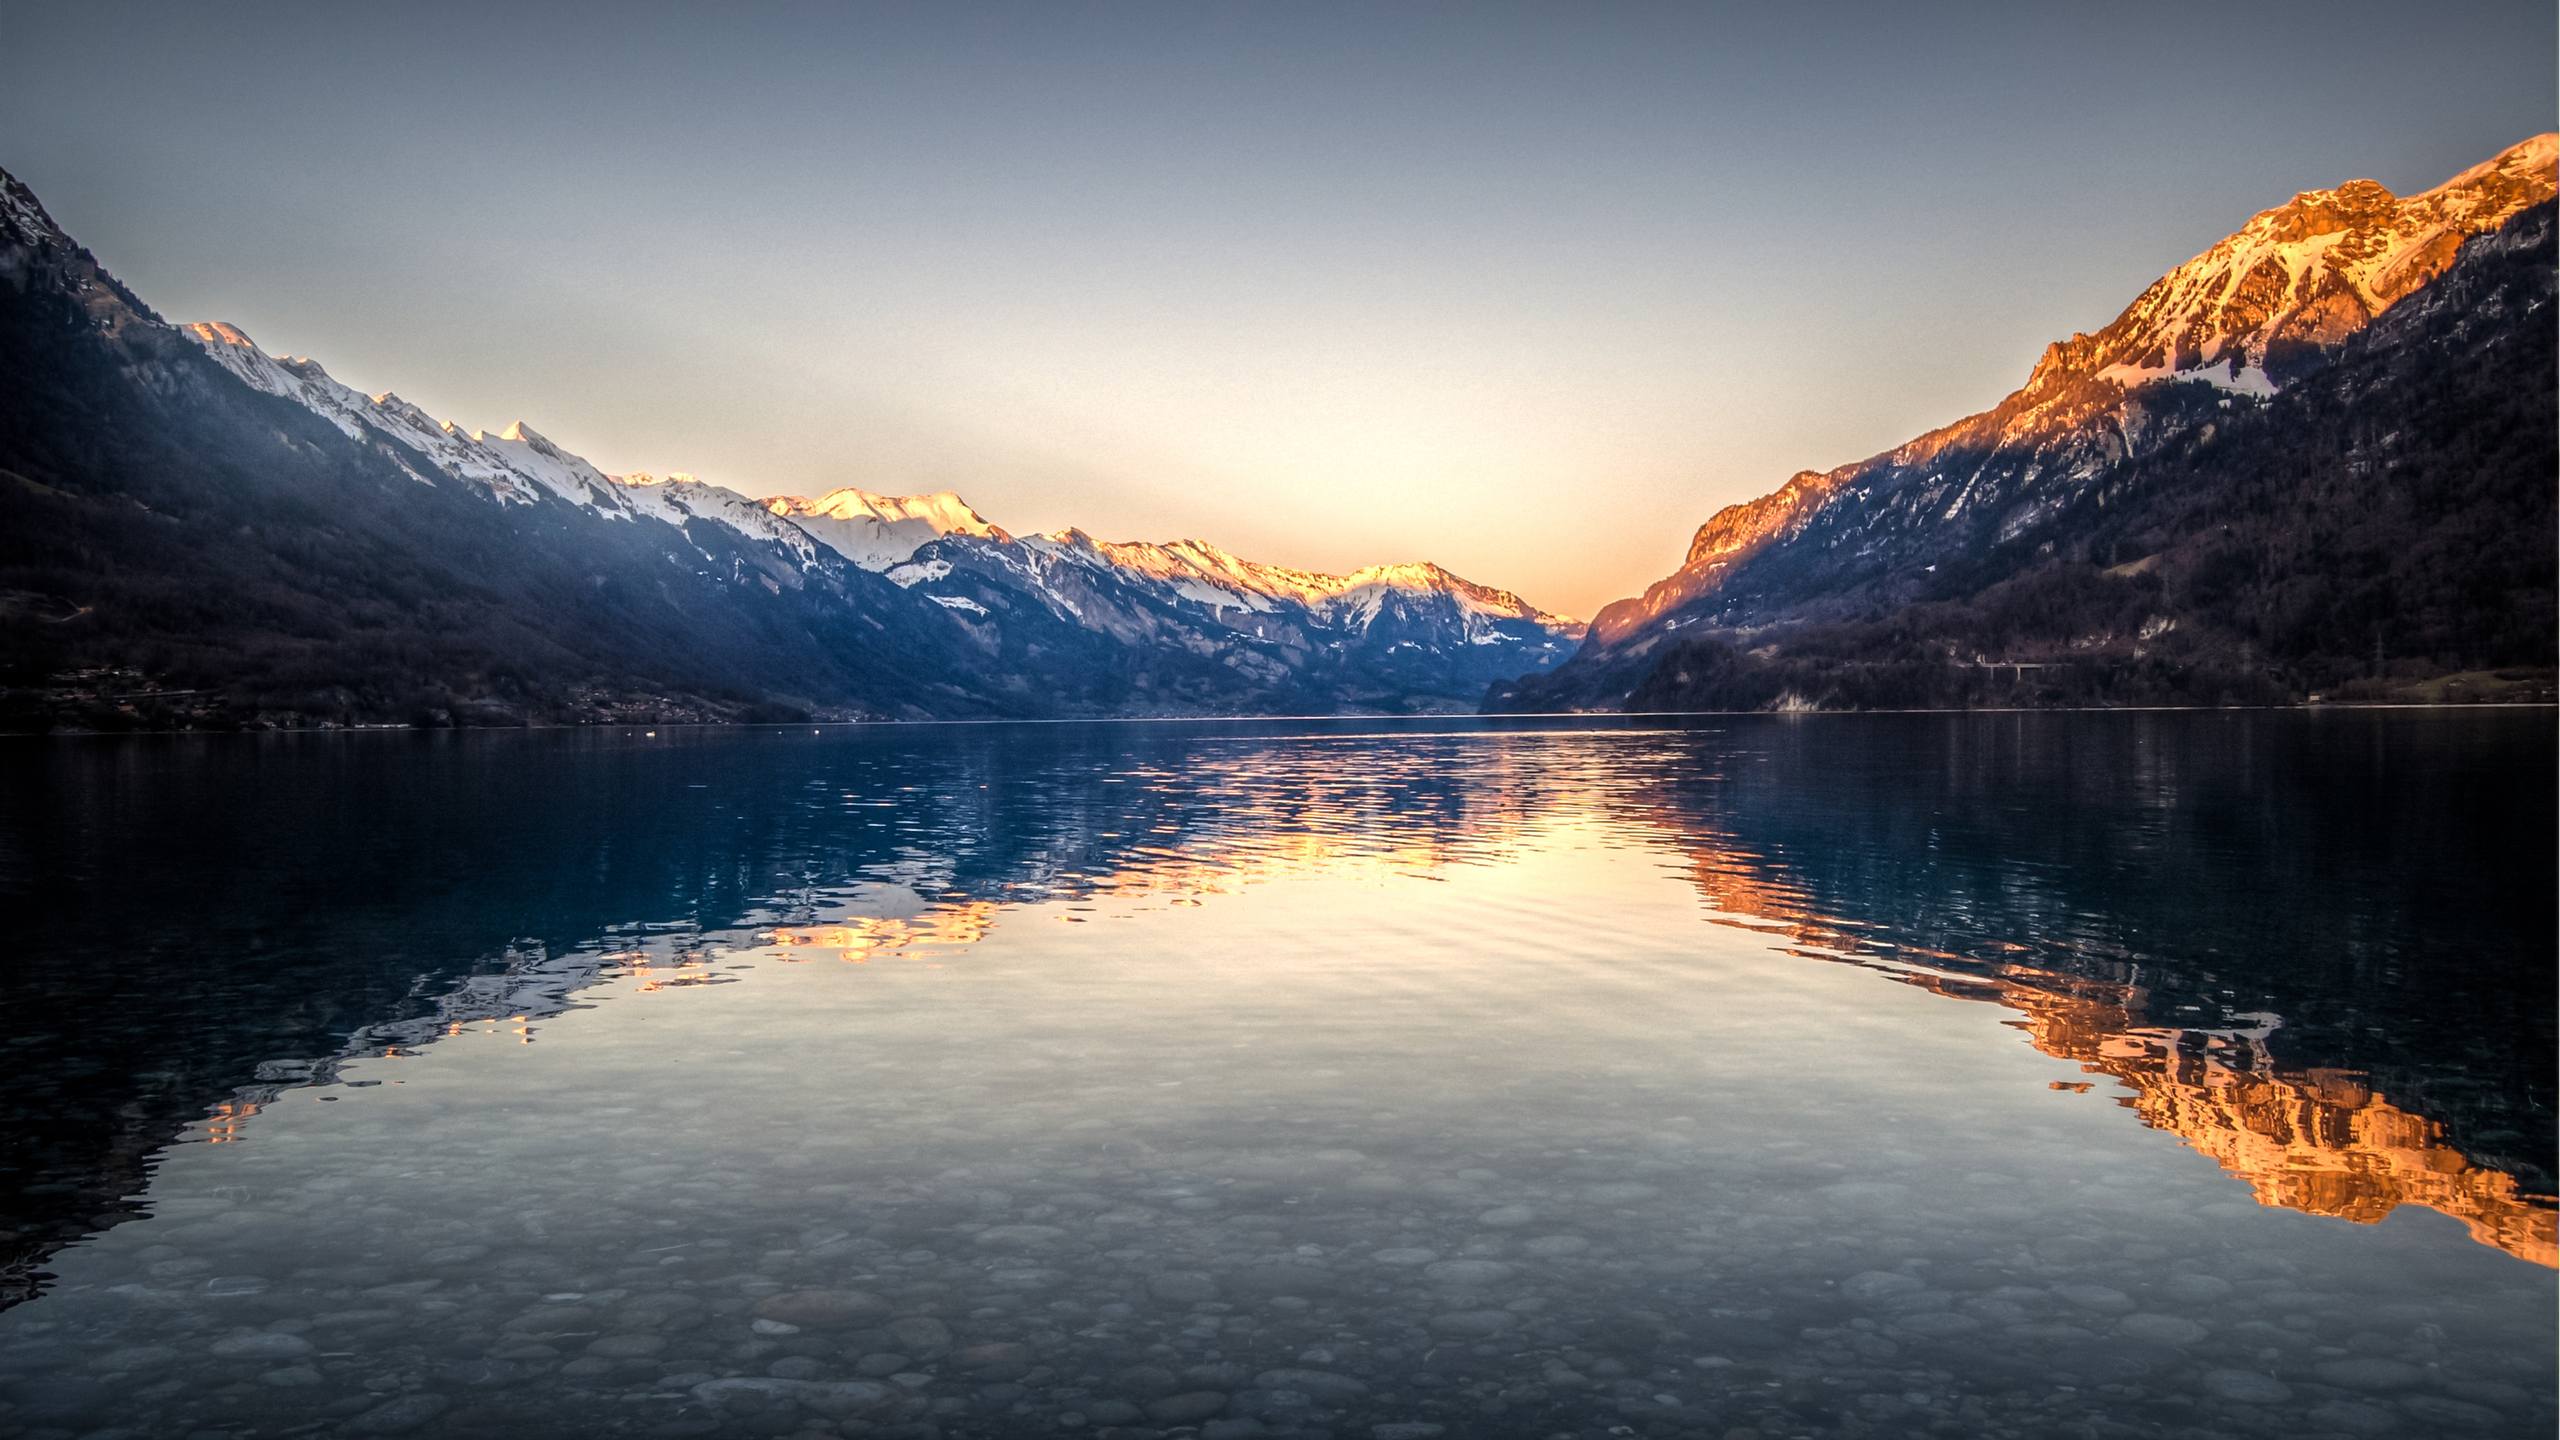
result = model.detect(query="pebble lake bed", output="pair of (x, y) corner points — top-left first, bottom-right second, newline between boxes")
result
(0, 713), (2550, 1437)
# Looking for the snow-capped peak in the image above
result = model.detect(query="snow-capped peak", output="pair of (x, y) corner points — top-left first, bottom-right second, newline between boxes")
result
(761, 486), (1008, 569)
(188, 319), (259, 351)
(1343, 560), (1457, 590)
(1014, 532), (1572, 630)
(182, 320), (381, 442)
(473, 419), (624, 510)
(1328, 560), (1572, 629)
(775, 486), (1004, 536)
(2025, 131), (2556, 403)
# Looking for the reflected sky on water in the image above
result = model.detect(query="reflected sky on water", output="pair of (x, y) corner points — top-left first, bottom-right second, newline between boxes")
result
(0, 712), (2550, 1437)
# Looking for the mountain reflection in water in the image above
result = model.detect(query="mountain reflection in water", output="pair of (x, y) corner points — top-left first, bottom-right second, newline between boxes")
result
(1658, 832), (2555, 1266)
(752, 838), (2557, 1266)
(0, 711), (2550, 1320)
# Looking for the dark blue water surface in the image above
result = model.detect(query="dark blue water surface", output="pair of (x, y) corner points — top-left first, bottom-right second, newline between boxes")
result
(0, 711), (2551, 1438)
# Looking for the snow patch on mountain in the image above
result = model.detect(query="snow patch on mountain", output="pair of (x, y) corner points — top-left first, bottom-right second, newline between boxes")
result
(885, 559), (952, 588)
(2091, 356), (2278, 397)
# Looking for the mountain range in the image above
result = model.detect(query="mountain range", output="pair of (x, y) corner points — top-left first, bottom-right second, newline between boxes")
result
(1496, 134), (2557, 712)
(0, 173), (1575, 729)
(4, 135), (2553, 729)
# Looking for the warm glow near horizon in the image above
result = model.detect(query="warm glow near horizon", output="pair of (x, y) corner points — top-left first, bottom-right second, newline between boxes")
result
(3, 1), (2549, 616)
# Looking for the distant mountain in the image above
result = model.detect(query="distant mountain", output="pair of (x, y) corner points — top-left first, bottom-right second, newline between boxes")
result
(758, 485), (1580, 710)
(880, 531), (1578, 713)
(0, 165), (1576, 729)
(179, 320), (1581, 717)
(1497, 134), (2558, 713)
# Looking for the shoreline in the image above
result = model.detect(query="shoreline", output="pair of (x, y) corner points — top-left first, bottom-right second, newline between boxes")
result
(6, 698), (2552, 741)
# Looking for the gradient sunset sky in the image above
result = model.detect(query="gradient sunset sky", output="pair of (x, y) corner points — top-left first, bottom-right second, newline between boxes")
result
(3, 1), (2551, 616)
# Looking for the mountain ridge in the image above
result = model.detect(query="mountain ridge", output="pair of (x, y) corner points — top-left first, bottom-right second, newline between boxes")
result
(0, 164), (1579, 729)
(1591, 134), (2557, 652)
(1498, 133), (2557, 713)
(180, 316), (1572, 646)
(5, 134), (2547, 728)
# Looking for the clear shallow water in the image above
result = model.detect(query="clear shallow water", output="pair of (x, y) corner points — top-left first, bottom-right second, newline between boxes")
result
(0, 712), (2550, 1439)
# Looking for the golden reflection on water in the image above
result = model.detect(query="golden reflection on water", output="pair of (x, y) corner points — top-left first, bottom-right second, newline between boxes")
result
(1660, 818), (2557, 1267)
(202, 1100), (257, 1146)
(766, 903), (1003, 962)
(728, 781), (2557, 1266)
(2023, 993), (2559, 1267)
(175, 731), (2555, 1268)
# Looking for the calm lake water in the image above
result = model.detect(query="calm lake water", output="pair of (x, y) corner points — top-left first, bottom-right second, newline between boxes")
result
(0, 712), (2551, 1439)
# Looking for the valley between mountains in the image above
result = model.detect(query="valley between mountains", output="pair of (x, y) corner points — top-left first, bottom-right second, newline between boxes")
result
(2, 136), (2552, 729)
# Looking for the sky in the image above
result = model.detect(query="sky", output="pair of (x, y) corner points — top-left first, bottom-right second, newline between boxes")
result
(2, 2), (2551, 617)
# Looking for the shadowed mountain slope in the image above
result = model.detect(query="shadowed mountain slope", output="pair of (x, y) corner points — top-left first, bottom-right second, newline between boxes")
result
(0, 166), (1576, 729)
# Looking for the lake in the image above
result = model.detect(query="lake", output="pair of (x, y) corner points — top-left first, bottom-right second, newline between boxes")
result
(0, 712), (2550, 1438)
